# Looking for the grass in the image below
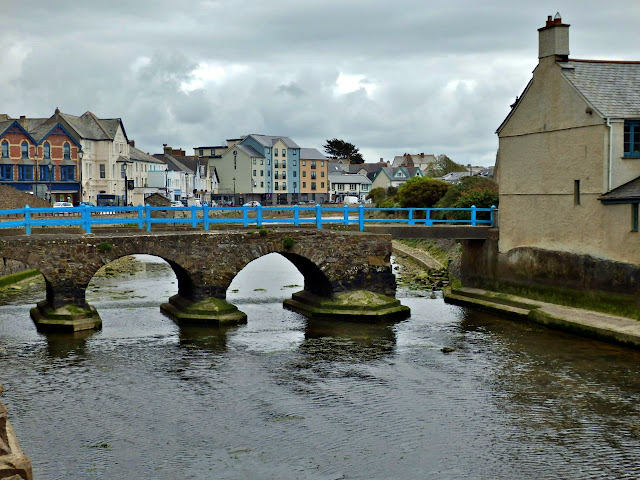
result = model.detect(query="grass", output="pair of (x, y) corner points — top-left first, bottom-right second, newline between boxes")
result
(0, 269), (41, 289)
(398, 239), (456, 265)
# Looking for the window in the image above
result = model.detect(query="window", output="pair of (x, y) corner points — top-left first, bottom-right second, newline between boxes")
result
(302, 160), (306, 166)
(362, 185), (368, 191)
(349, 184), (356, 190)
(260, 159), (264, 165)
(293, 171), (297, 177)
(275, 161), (279, 168)
(282, 149), (286, 157)
(321, 171), (325, 177)
(282, 161), (286, 168)
(260, 170), (264, 176)
(282, 172), (287, 179)
(44, 143), (50, 159)
(99, 164), (106, 178)
(633, 204), (639, 232)
(293, 182), (297, 189)
(274, 149), (278, 156)
(574, 179), (580, 206)
(253, 159), (256, 165)
(293, 159), (296, 166)
(321, 182), (325, 188)
(321, 161), (324, 167)
(302, 171), (306, 177)
(0, 165), (12, 180)
(267, 159), (271, 166)
(282, 182), (286, 190)
(338, 184), (344, 191)
(63, 143), (70, 159)
(253, 170), (257, 176)
(311, 171), (316, 179)
(121, 164), (126, 179)
(275, 171), (279, 179)
(624, 121), (640, 157)
(21, 142), (28, 159)
(260, 181), (264, 187)
(311, 182), (316, 191)
(303, 182), (306, 188)
(61, 165), (75, 181)
(1, 142), (7, 158)
(311, 160), (316, 169)
(275, 182), (279, 190)
(39, 165), (52, 181)
(199, 149), (204, 156)
(18, 165), (33, 181)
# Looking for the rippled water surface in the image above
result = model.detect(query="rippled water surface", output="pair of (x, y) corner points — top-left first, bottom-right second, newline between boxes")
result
(1, 254), (640, 479)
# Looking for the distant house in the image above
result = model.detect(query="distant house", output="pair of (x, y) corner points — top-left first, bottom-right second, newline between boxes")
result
(372, 167), (423, 190)
(328, 173), (371, 202)
(438, 171), (473, 184)
(299, 148), (329, 204)
(391, 153), (436, 173)
(496, 14), (640, 279)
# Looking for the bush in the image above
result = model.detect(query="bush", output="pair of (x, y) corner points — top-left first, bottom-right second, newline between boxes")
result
(282, 237), (296, 250)
(397, 177), (450, 208)
(97, 242), (113, 253)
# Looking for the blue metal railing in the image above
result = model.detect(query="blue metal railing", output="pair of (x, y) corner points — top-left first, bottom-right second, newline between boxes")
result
(0, 204), (497, 235)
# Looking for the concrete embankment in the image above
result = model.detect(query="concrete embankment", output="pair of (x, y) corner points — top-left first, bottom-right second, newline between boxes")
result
(445, 287), (640, 349)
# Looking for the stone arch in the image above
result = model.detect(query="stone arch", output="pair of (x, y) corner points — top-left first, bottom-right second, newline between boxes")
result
(278, 251), (333, 296)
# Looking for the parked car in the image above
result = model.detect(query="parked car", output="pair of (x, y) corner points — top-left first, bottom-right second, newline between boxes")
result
(170, 201), (184, 207)
(243, 201), (261, 207)
(53, 202), (74, 208)
(78, 201), (95, 207)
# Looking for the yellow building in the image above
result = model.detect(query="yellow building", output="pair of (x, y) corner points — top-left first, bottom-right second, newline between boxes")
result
(299, 148), (329, 203)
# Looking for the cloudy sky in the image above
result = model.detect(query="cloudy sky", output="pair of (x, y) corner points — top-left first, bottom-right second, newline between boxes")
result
(2, 1), (639, 166)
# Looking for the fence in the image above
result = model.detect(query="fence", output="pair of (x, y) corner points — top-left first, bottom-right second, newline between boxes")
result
(0, 204), (497, 235)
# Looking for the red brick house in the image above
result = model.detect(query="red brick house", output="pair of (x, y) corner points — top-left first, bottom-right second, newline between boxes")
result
(0, 114), (82, 203)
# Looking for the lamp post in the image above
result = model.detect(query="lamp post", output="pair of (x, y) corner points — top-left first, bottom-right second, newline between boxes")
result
(232, 177), (236, 205)
(116, 159), (133, 206)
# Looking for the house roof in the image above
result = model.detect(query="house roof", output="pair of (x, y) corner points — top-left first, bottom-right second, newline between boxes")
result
(599, 175), (640, 203)
(236, 144), (264, 158)
(300, 148), (326, 160)
(328, 173), (372, 184)
(129, 146), (164, 164)
(247, 134), (300, 149)
(560, 60), (640, 118)
(153, 153), (194, 173)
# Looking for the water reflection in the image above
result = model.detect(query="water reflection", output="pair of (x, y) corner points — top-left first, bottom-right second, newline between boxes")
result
(177, 325), (237, 352)
(41, 329), (95, 359)
(301, 319), (396, 362)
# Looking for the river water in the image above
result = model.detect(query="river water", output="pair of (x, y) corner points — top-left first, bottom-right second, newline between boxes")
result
(0, 254), (640, 479)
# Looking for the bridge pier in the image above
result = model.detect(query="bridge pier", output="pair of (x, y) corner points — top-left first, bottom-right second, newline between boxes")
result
(160, 294), (247, 326)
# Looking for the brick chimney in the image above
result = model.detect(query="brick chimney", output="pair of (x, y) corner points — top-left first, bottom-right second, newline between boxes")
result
(18, 115), (27, 127)
(128, 140), (135, 148)
(538, 12), (569, 61)
(163, 144), (172, 155)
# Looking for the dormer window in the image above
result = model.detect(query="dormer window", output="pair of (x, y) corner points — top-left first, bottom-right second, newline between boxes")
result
(624, 121), (640, 157)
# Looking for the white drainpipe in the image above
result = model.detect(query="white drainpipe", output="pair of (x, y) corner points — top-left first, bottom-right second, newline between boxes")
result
(606, 117), (613, 191)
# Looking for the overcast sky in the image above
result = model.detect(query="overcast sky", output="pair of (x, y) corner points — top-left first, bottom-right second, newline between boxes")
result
(2, 1), (639, 166)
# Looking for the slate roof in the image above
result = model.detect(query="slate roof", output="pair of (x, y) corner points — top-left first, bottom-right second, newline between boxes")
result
(599, 175), (640, 202)
(247, 134), (300, 149)
(237, 144), (264, 158)
(328, 174), (372, 185)
(300, 148), (326, 160)
(153, 153), (194, 173)
(129, 146), (164, 164)
(561, 60), (640, 118)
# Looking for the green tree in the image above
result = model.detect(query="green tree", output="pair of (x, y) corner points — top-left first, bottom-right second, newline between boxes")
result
(396, 177), (450, 208)
(323, 138), (364, 164)
(366, 187), (386, 204)
(435, 176), (496, 209)
(423, 154), (467, 177)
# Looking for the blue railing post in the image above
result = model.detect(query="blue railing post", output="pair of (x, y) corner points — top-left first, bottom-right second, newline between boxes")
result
(191, 204), (198, 228)
(408, 208), (415, 226)
(203, 203), (210, 230)
(24, 205), (31, 235)
(137, 204), (144, 230)
(293, 204), (299, 226)
(343, 204), (349, 226)
(425, 208), (433, 226)
(256, 204), (262, 228)
(490, 205), (497, 227)
(471, 205), (477, 226)
(242, 205), (249, 227)
(358, 204), (365, 231)
(316, 203), (322, 229)
(145, 204), (152, 232)
(83, 204), (92, 234)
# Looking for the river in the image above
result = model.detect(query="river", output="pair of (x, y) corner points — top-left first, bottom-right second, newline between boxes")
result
(0, 254), (639, 479)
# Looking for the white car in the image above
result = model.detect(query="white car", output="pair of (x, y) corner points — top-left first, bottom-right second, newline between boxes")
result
(53, 202), (74, 208)
(243, 201), (261, 207)
(170, 201), (184, 207)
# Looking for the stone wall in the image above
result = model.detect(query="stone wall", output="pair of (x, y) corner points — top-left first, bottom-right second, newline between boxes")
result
(0, 185), (51, 210)
(461, 234), (640, 305)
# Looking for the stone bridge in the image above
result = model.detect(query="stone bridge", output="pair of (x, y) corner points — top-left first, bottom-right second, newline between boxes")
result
(0, 229), (409, 330)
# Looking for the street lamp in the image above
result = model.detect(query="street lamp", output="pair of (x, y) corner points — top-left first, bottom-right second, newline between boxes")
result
(232, 177), (236, 205)
(116, 159), (133, 206)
